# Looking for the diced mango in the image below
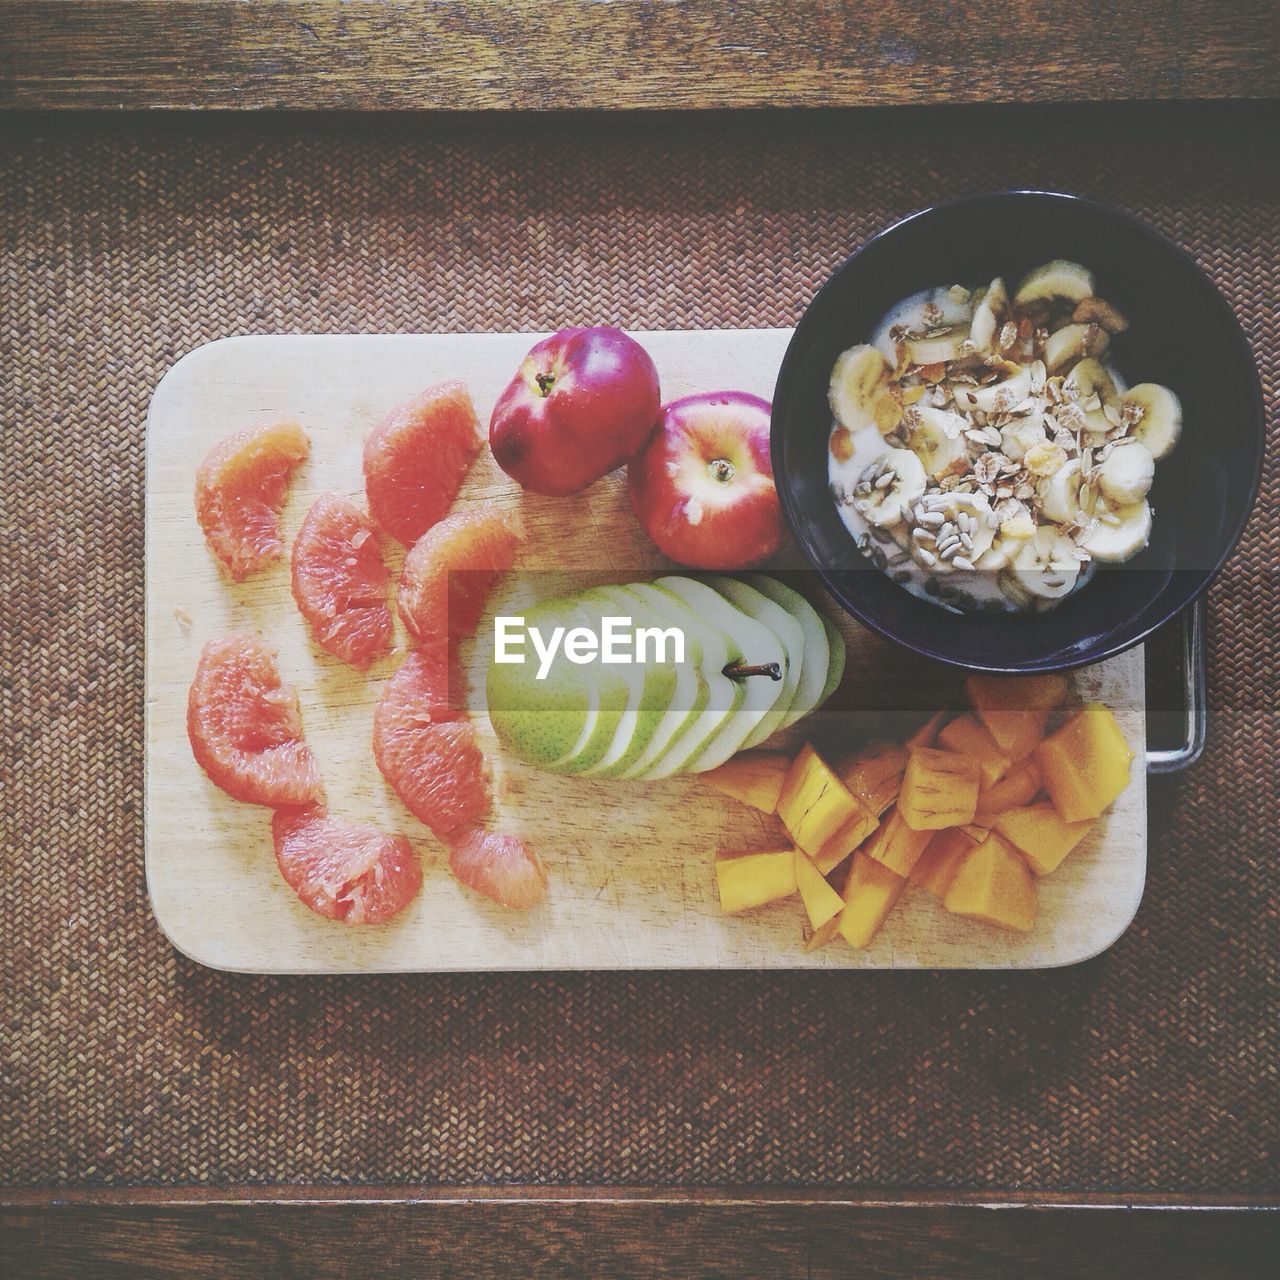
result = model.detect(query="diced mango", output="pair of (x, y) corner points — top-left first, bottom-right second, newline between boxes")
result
(994, 804), (1095, 876)
(937, 713), (1012, 787)
(715, 848), (798, 914)
(943, 832), (1037, 932)
(701, 751), (791, 813)
(864, 807), (934, 877)
(899, 747), (981, 831)
(905, 709), (947, 750)
(965, 674), (1067, 762)
(837, 851), (906, 948)
(910, 825), (984, 897)
(837, 740), (909, 816)
(975, 757), (1042, 825)
(1036, 703), (1134, 823)
(777, 744), (877, 873)
(794, 849), (844, 932)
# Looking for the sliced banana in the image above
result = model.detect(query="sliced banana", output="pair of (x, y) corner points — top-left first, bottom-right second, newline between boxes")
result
(1044, 322), (1109, 373)
(1008, 526), (1082, 599)
(908, 404), (968, 479)
(829, 344), (891, 431)
(1037, 456), (1084, 523)
(1014, 259), (1095, 307)
(915, 492), (995, 573)
(1079, 499), (1152, 561)
(953, 363), (1033, 415)
(1000, 416), (1047, 462)
(969, 276), (1009, 353)
(1096, 440), (1155, 505)
(974, 536), (1017, 571)
(905, 327), (966, 366)
(857, 448), (927, 527)
(1063, 357), (1119, 440)
(1121, 383), (1182, 459)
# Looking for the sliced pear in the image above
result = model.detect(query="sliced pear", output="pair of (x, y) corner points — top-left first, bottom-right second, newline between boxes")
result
(817, 615), (846, 710)
(1079, 499), (1152, 562)
(653, 576), (786, 773)
(707, 576), (804, 748)
(745, 574), (833, 728)
(829, 344), (891, 431)
(1121, 383), (1182, 459)
(555, 596), (633, 774)
(1013, 259), (1095, 307)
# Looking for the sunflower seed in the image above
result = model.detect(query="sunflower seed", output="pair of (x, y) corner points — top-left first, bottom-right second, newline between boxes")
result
(919, 512), (945, 527)
(952, 556), (975, 571)
(874, 471), (896, 490)
(917, 548), (938, 567)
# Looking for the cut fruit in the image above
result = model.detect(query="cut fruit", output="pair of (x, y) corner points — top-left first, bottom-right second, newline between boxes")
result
(1013, 259), (1095, 307)
(965, 674), (1067, 762)
(794, 849), (844, 932)
(863, 807), (934, 877)
(975, 756), (1042, 825)
(777, 744), (877, 874)
(187, 633), (323, 808)
(816, 616), (847, 712)
(1121, 383), (1182, 459)
(194, 417), (310, 581)
(700, 752), (791, 813)
(910, 826), (984, 898)
(1077, 499), (1152, 563)
(1036, 703), (1134, 823)
(373, 646), (489, 837)
(398, 507), (523, 650)
(745, 574), (834, 728)
(291, 493), (393, 669)
(271, 807), (421, 924)
(837, 851), (906, 948)
(905, 709), (947, 750)
(828, 343), (891, 431)
(994, 804), (1095, 876)
(943, 831), (1037, 932)
(836, 740), (908, 817)
(449, 829), (548, 909)
(937, 714), (1012, 788)
(899, 747), (981, 831)
(363, 381), (483, 545)
(715, 847), (798, 914)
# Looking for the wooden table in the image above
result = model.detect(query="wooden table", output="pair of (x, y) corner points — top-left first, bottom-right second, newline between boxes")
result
(2, 3), (1276, 1276)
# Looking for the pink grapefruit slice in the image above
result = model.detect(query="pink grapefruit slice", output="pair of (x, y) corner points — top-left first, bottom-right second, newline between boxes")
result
(449, 830), (548, 909)
(398, 507), (524, 649)
(363, 382), (483, 546)
(195, 417), (310, 580)
(291, 492), (394, 669)
(187, 633), (323, 807)
(272, 808), (422, 924)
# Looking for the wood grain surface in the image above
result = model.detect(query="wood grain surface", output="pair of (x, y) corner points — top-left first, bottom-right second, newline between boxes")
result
(2, 1200), (1277, 1279)
(2, 0), (1277, 111)
(146, 329), (1147, 974)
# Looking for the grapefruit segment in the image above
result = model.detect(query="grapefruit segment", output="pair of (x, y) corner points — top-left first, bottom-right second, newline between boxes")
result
(449, 829), (548, 909)
(373, 647), (489, 837)
(187, 633), (323, 807)
(195, 418), (310, 580)
(291, 492), (394, 668)
(363, 381), (483, 546)
(398, 508), (524, 649)
(272, 808), (422, 924)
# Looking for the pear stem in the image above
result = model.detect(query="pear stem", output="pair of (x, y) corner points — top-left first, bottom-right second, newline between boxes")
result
(723, 661), (782, 682)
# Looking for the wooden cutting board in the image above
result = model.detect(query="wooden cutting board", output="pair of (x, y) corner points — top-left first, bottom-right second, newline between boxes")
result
(145, 331), (1146, 973)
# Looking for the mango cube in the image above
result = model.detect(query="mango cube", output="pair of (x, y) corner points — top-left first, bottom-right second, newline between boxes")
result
(975, 757), (1043, 825)
(838, 851), (907, 948)
(794, 849), (844, 932)
(910, 825), (984, 898)
(965, 674), (1068, 762)
(899, 747), (981, 831)
(905, 709), (947, 750)
(1036, 703), (1134, 823)
(864, 807), (934, 877)
(837, 740), (909, 816)
(701, 751), (791, 813)
(943, 832), (1037, 932)
(777, 744), (877, 873)
(994, 803), (1095, 876)
(937, 713), (1012, 787)
(715, 848), (798, 914)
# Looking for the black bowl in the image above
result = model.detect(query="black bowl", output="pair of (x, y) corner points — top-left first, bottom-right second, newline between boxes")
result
(771, 191), (1265, 674)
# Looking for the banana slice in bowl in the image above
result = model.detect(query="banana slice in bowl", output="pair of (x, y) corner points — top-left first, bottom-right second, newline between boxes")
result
(1005, 526), (1082, 601)
(1096, 440), (1155, 505)
(856, 448), (927, 527)
(1079, 499), (1153, 562)
(1036, 456), (1085, 523)
(1013, 259), (1095, 307)
(829, 344), (891, 431)
(907, 405), (968, 479)
(1121, 383), (1182, 459)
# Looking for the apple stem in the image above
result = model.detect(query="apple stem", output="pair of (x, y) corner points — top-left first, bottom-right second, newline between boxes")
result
(723, 661), (783, 682)
(709, 458), (735, 484)
(535, 372), (556, 396)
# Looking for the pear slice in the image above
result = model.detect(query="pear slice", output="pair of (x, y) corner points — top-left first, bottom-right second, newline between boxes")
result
(583, 584), (682, 778)
(654, 576), (787, 773)
(744, 575), (834, 728)
(705, 576), (804, 748)
(611, 582), (711, 780)
(552, 595), (632, 775)
(817, 615), (846, 711)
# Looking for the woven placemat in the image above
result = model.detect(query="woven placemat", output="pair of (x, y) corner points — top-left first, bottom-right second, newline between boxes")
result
(1, 107), (1276, 1193)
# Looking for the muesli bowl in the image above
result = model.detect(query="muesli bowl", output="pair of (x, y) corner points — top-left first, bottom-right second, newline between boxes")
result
(771, 190), (1264, 674)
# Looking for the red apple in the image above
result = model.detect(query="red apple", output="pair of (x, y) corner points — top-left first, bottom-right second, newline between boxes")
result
(628, 391), (782, 569)
(489, 326), (661, 496)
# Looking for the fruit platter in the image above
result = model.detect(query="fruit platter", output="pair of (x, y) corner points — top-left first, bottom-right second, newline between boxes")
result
(145, 328), (1147, 973)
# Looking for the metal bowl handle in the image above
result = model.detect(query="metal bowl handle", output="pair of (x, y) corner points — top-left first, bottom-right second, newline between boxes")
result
(1146, 597), (1208, 774)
